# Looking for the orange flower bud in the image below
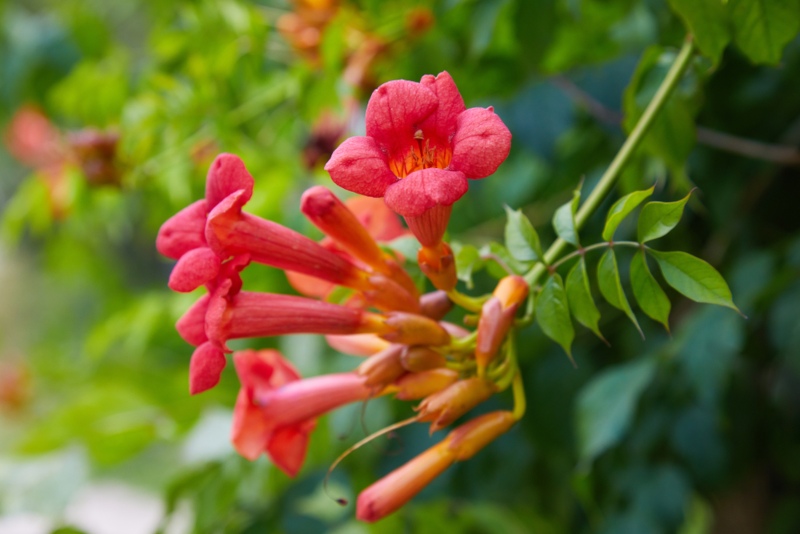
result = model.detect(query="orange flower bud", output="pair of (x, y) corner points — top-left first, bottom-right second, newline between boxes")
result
(356, 410), (515, 522)
(393, 368), (459, 400)
(418, 290), (453, 320)
(400, 346), (446, 372)
(357, 345), (405, 387)
(415, 377), (496, 432)
(380, 312), (451, 346)
(417, 242), (457, 291)
(475, 275), (529, 372)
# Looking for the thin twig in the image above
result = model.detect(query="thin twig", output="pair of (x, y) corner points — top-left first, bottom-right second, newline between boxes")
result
(553, 75), (800, 166)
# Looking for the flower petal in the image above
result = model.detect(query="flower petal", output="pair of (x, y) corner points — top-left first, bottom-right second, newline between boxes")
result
(189, 342), (227, 394)
(345, 195), (408, 242)
(205, 153), (254, 209)
(168, 247), (221, 292)
(266, 423), (314, 477)
(325, 136), (398, 197)
(231, 388), (270, 460)
(384, 169), (467, 217)
(450, 107), (512, 179)
(365, 80), (439, 157)
(176, 294), (210, 346)
(419, 72), (465, 144)
(156, 200), (208, 259)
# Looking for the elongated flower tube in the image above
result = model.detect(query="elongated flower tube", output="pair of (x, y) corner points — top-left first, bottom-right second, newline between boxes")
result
(231, 349), (314, 477)
(206, 190), (418, 313)
(157, 154), (255, 292)
(356, 411), (516, 522)
(415, 377), (497, 433)
(325, 333), (391, 356)
(288, 194), (410, 298)
(325, 71), (511, 248)
(176, 282), (391, 352)
(254, 372), (375, 430)
(475, 275), (529, 374)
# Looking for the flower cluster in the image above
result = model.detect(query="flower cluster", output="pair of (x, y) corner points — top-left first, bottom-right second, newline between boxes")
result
(158, 71), (520, 522)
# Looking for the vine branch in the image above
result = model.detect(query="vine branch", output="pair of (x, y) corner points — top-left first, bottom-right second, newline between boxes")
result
(524, 36), (697, 287)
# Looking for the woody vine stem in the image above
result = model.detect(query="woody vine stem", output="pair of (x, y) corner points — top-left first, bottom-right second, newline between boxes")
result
(523, 36), (697, 288)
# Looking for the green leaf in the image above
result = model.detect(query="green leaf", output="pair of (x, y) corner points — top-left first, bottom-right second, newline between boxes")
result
(637, 191), (692, 243)
(480, 242), (530, 277)
(649, 250), (740, 312)
(576, 358), (657, 463)
(452, 242), (485, 289)
(536, 273), (575, 358)
(504, 205), (543, 262)
(630, 250), (671, 331)
(597, 249), (643, 337)
(668, 0), (731, 63)
(602, 186), (654, 241)
(565, 258), (605, 341)
(729, 0), (800, 65)
(552, 184), (581, 246)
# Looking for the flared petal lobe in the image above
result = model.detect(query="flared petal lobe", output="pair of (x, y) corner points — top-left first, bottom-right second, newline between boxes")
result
(205, 153), (254, 208)
(365, 80), (438, 157)
(418, 72), (465, 145)
(450, 107), (512, 179)
(168, 247), (221, 292)
(325, 137), (398, 197)
(156, 200), (209, 259)
(189, 342), (227, 394)
(383, 169), (467, 218)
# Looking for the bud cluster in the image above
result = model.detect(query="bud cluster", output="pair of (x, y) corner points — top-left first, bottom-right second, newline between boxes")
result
(157, 71), (521, 522)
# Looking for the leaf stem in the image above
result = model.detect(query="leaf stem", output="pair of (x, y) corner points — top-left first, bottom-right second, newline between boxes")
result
(524, 37), (696, 287)
(548, 241), (642, 272)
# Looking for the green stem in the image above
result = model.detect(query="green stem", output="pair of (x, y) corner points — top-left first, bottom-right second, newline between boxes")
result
(524, 37), (695, 287)
(548, 241), (641, 272)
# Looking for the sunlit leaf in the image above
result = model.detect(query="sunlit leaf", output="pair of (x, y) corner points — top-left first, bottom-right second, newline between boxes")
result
(602, 186), (654, 241)
(576, 358), (657, 463)
(536, 273), (574, 358)
(504, 205), (542, 262)
(649, 250), (740, 312)
(630, 250), (671, 331)
(565, 258), (605, 341)
(597, 249), (643, 337)
(637, 192), (692, 243)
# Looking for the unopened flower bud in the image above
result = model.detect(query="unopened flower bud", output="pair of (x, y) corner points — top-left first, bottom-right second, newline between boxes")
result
(475, 275), (529, 372)
(357, 345), (406, 388)
(417, 242), (457, 291)
(418, 290), (453, 320)
(400, 346), (446, 372)
(393, 368), (459, 400)
(380, 312), (451, 346)
(415, 377), (496, 432)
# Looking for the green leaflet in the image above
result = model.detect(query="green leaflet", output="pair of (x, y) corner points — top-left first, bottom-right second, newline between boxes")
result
(630, 250), (671, 332)
(602, 186), (654, 241)
(637, 192), (692, 243)
(566, 257), (605, 341)
(552, 184), (581, 246)
(649, 250), (740, 312)
(597, 249), (643, 337)
(536, 273), (575, 359)
(730, 0), (800, 65)
(504, 205), (542, 263)
(667, 0), (730, 63)
(452, 242), (484, 289)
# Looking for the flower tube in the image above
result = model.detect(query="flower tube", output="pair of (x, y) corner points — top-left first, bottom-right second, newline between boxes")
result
(356, 411), (516, 522)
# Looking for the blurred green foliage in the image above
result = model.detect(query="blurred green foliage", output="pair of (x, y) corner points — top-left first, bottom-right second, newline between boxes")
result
(1, 0), (799, 532)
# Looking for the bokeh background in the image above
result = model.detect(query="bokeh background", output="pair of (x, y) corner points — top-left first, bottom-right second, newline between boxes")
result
(1, 1), (800, 533)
